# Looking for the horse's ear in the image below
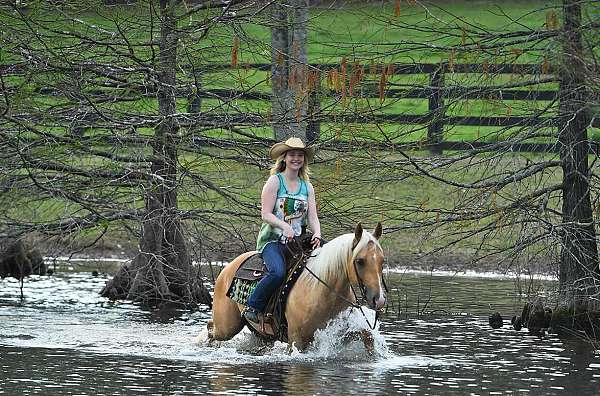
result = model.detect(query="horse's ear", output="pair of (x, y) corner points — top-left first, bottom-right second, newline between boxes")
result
(352, 223), (363, 250)
(373, 222), (383, 240)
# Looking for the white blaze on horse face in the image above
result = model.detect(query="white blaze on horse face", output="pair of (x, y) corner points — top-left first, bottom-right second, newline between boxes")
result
(371, 246), (386, 310)
(360, 239), (386, 310)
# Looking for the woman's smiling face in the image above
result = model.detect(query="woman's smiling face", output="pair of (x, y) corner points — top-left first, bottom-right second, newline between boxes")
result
(285, 150), (305, 170)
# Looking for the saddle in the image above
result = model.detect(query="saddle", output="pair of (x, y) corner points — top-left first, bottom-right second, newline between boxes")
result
(226, 233), (316, 341)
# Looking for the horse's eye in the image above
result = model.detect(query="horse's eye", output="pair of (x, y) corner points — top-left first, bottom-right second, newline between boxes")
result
(356, 258), (365, 267)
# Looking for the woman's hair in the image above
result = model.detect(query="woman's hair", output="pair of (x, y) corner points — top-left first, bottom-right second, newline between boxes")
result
(269, 152), (311, 181)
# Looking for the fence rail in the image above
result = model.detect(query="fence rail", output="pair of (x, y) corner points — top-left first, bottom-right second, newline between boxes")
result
(7, 61), (599, 154)
(190, 62), (599, 154)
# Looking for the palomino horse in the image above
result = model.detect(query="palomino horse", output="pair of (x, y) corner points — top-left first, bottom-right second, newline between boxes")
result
(206, 223), (386, 350)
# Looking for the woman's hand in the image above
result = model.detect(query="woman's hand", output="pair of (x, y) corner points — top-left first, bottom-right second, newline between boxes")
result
(311, 233), (322, 249)
(281, 223), (295, 241)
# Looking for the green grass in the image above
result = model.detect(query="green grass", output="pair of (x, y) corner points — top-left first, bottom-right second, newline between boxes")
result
(3, 0), (597, 264)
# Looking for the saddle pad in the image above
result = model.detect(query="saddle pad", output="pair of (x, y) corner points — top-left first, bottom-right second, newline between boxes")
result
(228, 278), (258, 306)
(233, 253), (266, 281)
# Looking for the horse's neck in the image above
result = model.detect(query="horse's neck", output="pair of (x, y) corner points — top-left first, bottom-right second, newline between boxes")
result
(305, 247), (352, 301)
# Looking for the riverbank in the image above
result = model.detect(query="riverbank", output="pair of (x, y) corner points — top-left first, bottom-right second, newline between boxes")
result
(20, 226), (557, 279)
(43, 245), (557, 280)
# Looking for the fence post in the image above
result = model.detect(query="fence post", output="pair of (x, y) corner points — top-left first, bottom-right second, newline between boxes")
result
(307, 70), (321, 143)
(428, 63), (446, 155)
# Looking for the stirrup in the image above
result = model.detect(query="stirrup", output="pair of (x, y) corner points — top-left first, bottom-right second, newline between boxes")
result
(243, 307), (260, 324)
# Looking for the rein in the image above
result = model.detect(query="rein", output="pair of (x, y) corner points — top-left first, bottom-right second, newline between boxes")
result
(350, 258), (381, 331)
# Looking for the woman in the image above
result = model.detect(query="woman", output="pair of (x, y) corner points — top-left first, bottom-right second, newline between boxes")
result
(244, 137), (322, 324)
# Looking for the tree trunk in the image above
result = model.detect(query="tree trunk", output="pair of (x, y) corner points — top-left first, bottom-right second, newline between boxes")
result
(558, 0), (599, 302)
(271, 1), (292, 140)
(271, 0), (308, 141)
(100, 0), (210, 307)
(288, 0), (309, 139)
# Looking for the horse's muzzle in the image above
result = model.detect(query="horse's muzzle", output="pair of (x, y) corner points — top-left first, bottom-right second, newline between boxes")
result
(373, 294), (386, 310)
(367, 289), (386, 310)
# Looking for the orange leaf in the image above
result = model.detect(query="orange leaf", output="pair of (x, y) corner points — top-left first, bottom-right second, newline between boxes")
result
(231, 36), (239, 68)
(349, 62), (362, 97)
(386, 63), (395, 76)
(340, 59), (347, 99)
(327, 69), (334, 90)
(331, 69), (339, 92)
(448, 49), (456, 73)
(483, 58), (489, 78)
(335, 157), (342, 178)
(307, 70), (318, 93)
(546, 10), (559, 30)
(542, 56), (550, 74)
(370, 60), (377, 76)
(379, 68), (387, 103)
(295, 96), (302, 121)
(510, 48), (523, 58)
(394, 0), (401, 18)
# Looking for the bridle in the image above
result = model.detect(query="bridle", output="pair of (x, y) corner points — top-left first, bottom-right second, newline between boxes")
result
(304, 240), (387, 330)
(350, 252), (388, 330)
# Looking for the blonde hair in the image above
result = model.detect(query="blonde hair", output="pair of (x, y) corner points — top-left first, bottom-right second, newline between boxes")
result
(269, 152), (311, 181)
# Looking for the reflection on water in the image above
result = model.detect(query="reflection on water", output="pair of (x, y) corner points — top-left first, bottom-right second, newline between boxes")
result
(1, 269), (599, 395)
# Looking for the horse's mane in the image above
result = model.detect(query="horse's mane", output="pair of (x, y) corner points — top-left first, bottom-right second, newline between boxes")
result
(304, 231), (381, 287)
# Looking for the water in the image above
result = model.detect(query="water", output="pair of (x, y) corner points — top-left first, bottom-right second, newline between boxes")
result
(1, 266), (599, 395)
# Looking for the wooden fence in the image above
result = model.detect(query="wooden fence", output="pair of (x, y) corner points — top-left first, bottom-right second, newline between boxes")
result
(7, 60), (598, 154)
(190, 62), (600, 155)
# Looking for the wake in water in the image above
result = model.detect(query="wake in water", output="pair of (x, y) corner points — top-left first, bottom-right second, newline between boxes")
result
(195, 308), (389, 363)
(1, 273), (451, 368)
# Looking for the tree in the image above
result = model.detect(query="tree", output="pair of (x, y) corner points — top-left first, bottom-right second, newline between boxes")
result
(341, 0), (600, 330)
(556, 0), (599, 303)
(100, 0), (206, 304)
(271, 0), (309, 140)
(0, 0), (264, 305)
(3, 0), (600, 334)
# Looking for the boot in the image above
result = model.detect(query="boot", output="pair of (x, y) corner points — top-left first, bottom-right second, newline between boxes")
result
(243, 307), (260, 324)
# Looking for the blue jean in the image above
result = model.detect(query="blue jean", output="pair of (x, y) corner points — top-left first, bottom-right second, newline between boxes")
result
(247, 241), (286, 312)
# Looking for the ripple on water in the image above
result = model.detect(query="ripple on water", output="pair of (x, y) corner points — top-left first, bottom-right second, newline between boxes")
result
(1, 270), (600, 396)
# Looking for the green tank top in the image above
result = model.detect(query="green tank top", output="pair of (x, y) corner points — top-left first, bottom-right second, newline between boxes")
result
(256, 173), (309, 252)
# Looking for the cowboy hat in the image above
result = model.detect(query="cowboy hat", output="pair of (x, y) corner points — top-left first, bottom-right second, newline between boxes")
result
(269, 137), (314, 161)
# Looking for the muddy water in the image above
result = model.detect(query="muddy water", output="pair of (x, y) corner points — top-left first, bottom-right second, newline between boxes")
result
(1, 266), (599, 395)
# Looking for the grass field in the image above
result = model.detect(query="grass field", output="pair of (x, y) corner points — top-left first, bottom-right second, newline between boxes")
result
(2, 0), (594, 268)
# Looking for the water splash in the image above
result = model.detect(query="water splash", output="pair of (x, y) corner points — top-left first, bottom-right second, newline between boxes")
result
(191, 308), (388, 363)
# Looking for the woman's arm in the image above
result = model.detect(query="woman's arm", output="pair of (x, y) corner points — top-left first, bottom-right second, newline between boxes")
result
(307, 182), (322, 247)
(261, 175), (294, 239)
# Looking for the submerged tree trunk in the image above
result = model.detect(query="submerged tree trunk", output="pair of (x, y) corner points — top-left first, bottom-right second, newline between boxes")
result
(557, 0), (599, 300)
(101, 0), (210, 307)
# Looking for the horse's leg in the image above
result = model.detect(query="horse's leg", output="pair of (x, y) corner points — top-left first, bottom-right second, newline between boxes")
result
(286, 292), (320, 351)
(287, 328), (312, 351)
(209, 294), (244, 341)
(207, 252), (254, 342)
(341, 329), (375, 355)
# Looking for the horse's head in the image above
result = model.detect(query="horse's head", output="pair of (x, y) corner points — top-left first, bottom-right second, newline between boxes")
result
(348, 222), (386, 311)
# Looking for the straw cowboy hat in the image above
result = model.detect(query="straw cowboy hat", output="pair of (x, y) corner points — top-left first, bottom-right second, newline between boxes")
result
(269, 137), (315, 161)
